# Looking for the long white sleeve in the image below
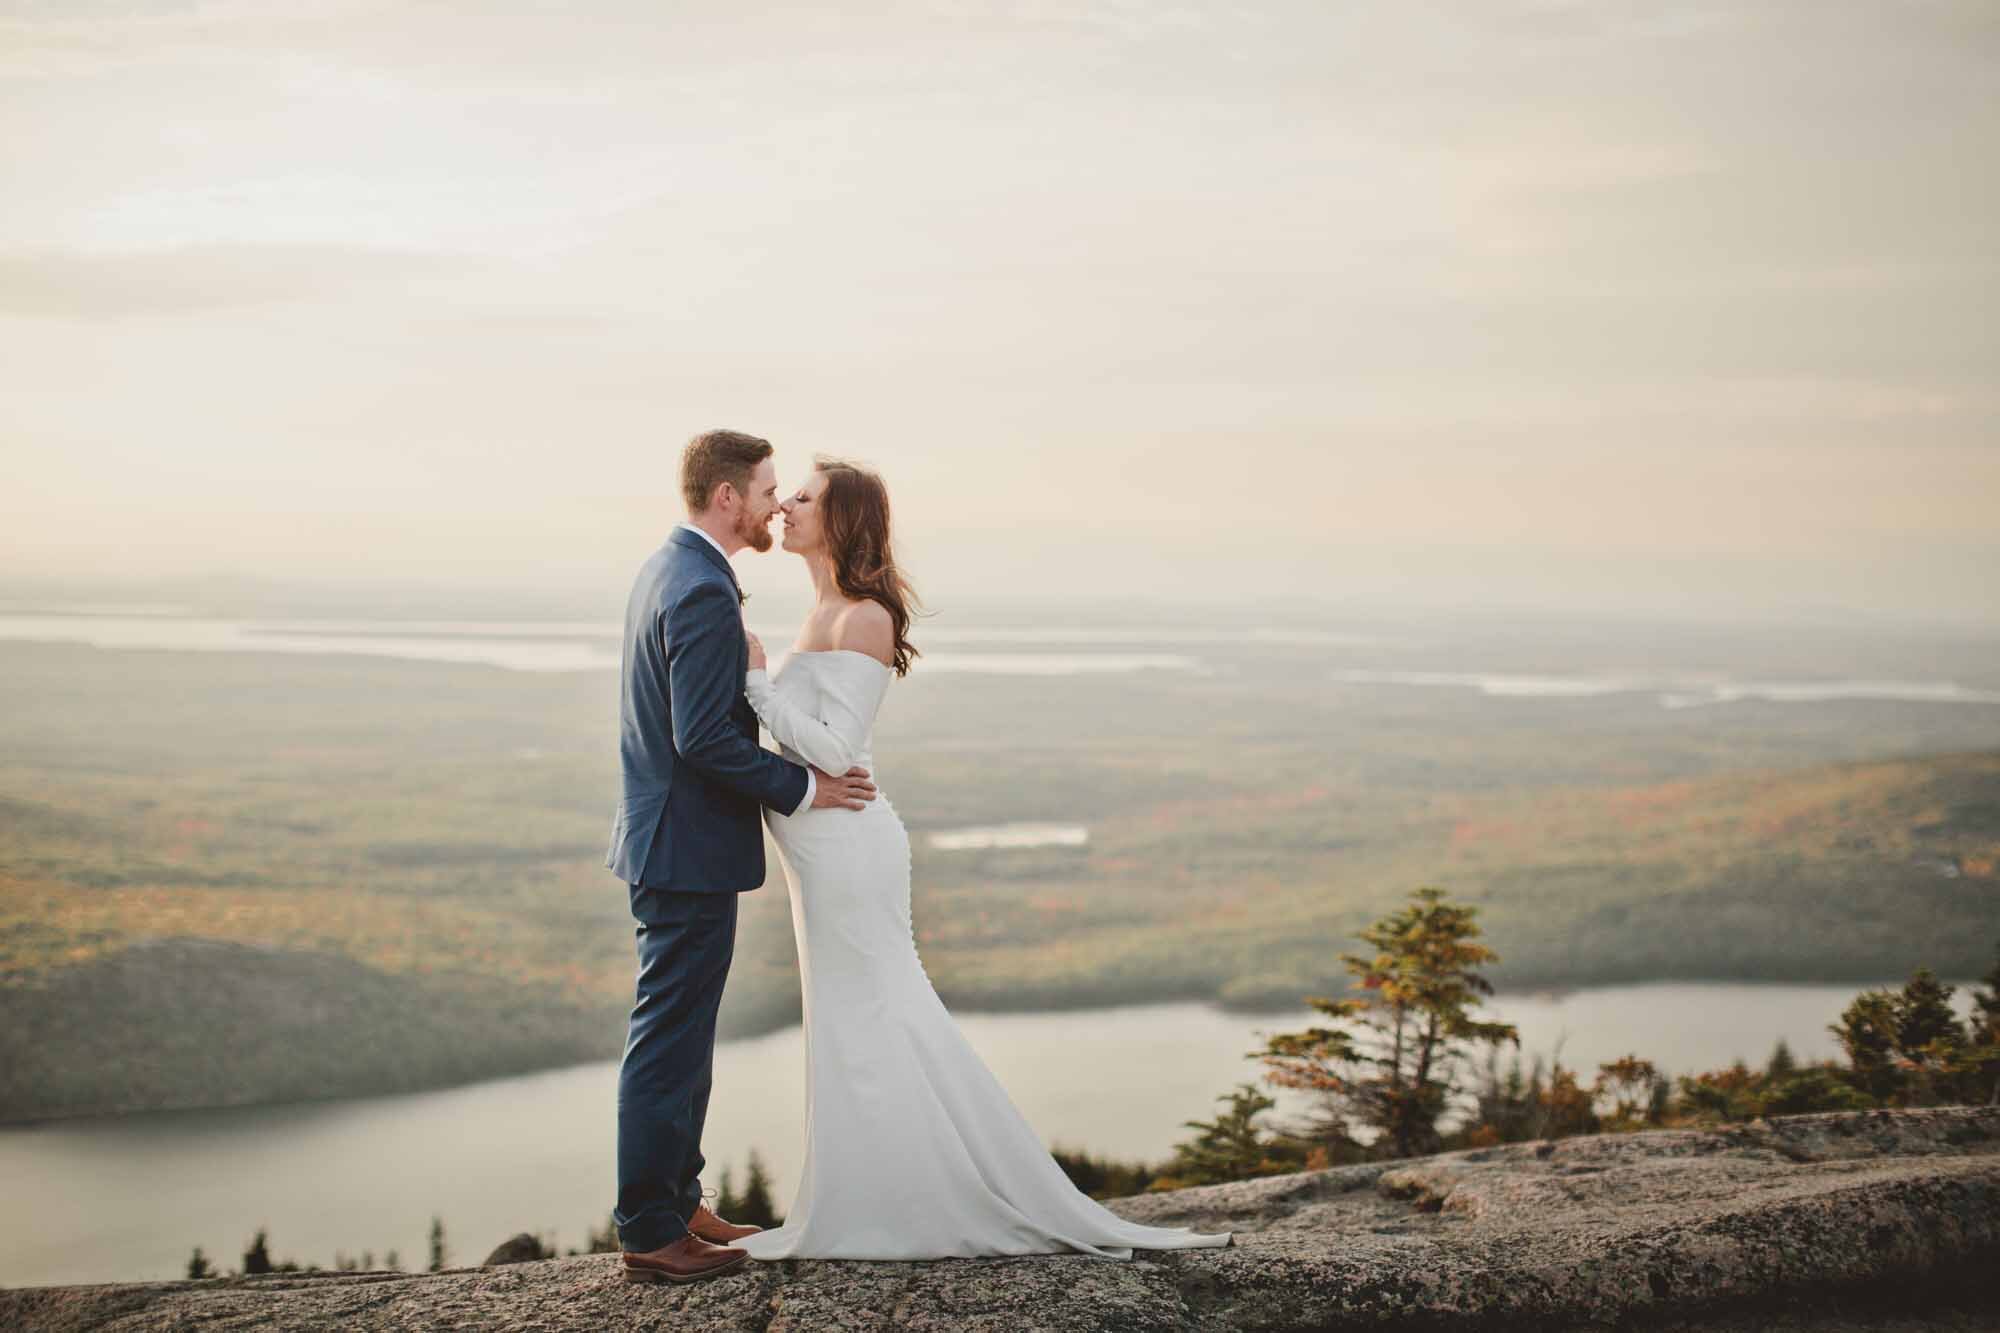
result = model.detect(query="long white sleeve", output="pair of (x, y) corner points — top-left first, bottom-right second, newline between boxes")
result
(746, 664), (877, 775)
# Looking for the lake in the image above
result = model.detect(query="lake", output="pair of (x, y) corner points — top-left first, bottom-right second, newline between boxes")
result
(3, 612), (1998, 705)
(0, 980), (1982, 1289)
(0, 614), (1203, 677)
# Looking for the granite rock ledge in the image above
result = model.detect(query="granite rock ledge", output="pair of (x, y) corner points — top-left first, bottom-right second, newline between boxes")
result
(5, 1106), (1996, 1332)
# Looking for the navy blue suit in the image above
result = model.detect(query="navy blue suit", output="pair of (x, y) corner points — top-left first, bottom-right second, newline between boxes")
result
(607, 527), (810, 1252)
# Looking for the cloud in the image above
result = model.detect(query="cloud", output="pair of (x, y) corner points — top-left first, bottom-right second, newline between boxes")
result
(0, 1), (1993, 624)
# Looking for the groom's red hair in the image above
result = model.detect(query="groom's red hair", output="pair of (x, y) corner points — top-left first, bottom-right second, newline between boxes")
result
(681, 429), (773, 513)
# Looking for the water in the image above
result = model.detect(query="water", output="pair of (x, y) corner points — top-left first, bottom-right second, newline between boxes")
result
(0, 615), (623, 672)
(1331, 668), (2000, 708)
(6, 612), (1998, 703)
(0, 614), (1201, 677)
(929, 824), (1090, 851)
(0, 981), (1980, 1289)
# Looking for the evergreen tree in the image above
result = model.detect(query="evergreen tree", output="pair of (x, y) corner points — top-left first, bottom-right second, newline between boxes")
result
(1965, 943), (2000, 1105)
(1895, 968), (1962, 1104)
(1764, 1038), (1798, 1081)
(1469, 1045), (1536, 1143)
(242, 1227), (273, 1276)
(1832, 969), (1973, 1106)
(186, 1246), (214, 1280)
(1646, 1074), (1673, 1124)
(427, 1215), (448, 1273)
(1156, 1083), (1307, 1188)
(384, 1249), (401, 1272)
(1973, 945), (2000, 1046)
(739, 1150), (783, 1229)
(1258, 886), (1518, 1159)
(714, 1166), (741, 1221)
(1051, 1147), (1158, 1200)
(1756, 1063), (1873, 1115)
(1830, 988), (1901, 1102)
(1895, 968), (1964, 1061)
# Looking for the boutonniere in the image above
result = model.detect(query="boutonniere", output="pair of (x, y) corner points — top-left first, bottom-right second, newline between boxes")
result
(737, 588), (750, 607)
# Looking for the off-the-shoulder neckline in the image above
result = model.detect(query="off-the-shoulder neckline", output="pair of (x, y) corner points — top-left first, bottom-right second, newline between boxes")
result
(787, 647), (893, 671)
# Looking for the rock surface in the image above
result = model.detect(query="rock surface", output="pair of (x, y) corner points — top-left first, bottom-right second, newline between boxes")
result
(6, 1107), (1997, 1331)
(481, 1234), (550, 1267)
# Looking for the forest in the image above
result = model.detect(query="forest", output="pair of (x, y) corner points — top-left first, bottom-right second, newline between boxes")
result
(4, 618), (2000, 1123)
(175, 887), (2000, 1277)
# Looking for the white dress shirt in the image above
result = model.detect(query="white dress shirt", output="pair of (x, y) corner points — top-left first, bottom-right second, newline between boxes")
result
(676, 522), (815, 815)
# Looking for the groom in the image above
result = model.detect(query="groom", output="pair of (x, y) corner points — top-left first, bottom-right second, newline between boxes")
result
(607, 429), (876, 1285)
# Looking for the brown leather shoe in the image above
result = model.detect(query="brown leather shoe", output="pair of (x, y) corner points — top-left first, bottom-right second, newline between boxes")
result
(620, 1234), (749, 1284)
(689, 1203), (762, 1244)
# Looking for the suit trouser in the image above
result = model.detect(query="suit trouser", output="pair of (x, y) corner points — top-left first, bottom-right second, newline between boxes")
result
(614, 887), (738, 1252)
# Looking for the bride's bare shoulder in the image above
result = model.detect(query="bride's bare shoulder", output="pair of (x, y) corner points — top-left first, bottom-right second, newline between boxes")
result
(832, 599), (894, 668)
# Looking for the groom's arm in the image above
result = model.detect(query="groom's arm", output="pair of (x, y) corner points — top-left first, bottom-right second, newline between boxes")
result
(663, 580), (812, 814)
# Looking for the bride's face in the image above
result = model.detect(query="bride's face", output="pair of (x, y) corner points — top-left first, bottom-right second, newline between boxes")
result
(779, 472), (831, 555)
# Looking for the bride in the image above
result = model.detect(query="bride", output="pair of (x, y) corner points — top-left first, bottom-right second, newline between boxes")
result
(729, 456), (1230, 1262)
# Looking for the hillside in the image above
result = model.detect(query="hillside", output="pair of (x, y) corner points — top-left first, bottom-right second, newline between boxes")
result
(3, 637), (1998, 1120)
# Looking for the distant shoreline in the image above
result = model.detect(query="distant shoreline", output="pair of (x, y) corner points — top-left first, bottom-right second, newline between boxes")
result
(6, 973), (1983, 1131)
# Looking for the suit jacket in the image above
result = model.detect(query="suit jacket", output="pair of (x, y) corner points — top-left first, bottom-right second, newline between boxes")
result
(606, 528), (810, 915)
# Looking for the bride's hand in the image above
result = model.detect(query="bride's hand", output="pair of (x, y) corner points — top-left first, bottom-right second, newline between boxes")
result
(745, 627), (767, 671)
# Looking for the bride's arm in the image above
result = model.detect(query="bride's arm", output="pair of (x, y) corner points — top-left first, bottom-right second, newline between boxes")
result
(744, 607), (893, 776)
(744, 666), (868, 774)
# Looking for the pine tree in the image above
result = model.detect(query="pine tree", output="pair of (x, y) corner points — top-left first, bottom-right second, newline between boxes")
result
(1964, 943), (2000, 1105)
(1896, 968), (1964, 1061)
(384, 1249), (401, 1271)
(1764, 1038), (1798, 1081)
(739, 1150), (782, 1229)
(1645, 1074), (1672, 1124)
(186, 1246), (214, 1280)
(714, 1165), (741, 1221)
(1973, 945), (2000, 1046)
(1051, 1146), (1158, 1199)
(1157, 1083), (1303, 1187)
(1830, 988), (1901, 1102)
(1756, 1063), (1873, 1116)
(428, 1216), (448, 1273)
(242, 1228), (272, 1276)
(1465, 1044), (1538, 1143)
(1258, 886), (1519, 1159)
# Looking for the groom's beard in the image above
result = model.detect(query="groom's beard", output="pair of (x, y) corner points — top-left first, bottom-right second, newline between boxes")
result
(735, 507), (774, 553)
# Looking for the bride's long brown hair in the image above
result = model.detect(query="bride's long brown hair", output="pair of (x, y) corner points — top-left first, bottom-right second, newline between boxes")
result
(814, 454), (922, 677)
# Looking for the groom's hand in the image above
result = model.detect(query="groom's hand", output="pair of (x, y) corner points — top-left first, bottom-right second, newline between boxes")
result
(810, 765), (876, 811)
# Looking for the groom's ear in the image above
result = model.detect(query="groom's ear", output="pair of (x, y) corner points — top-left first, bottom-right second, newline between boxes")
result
(704, 481), (737, 513)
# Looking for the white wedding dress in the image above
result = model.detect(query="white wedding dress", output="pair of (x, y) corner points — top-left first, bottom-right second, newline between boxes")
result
(733, 648), (1231, 1261)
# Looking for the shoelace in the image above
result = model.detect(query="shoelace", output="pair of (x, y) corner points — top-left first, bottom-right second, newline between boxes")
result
(677, 1186), (722, 1242)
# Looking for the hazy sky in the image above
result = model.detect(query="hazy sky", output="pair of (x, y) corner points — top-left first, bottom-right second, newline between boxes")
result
(4, 1), (1996, 623)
